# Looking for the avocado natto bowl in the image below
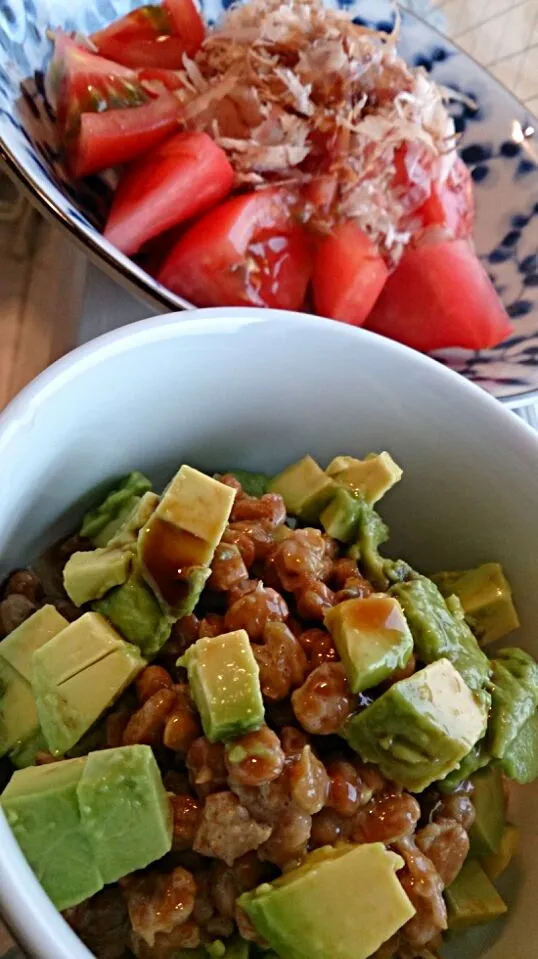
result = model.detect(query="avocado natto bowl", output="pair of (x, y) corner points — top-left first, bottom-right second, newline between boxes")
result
(0, 307), (537, 959)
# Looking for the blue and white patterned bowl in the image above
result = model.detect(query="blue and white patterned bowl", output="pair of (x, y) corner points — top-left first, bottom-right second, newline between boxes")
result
(1, 0), (537, 403)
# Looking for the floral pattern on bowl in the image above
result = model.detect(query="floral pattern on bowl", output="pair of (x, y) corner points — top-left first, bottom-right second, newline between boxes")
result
(0, 0), (537, 402)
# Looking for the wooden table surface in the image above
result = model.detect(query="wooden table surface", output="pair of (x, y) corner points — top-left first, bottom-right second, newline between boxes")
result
(0, 1), (537, 956)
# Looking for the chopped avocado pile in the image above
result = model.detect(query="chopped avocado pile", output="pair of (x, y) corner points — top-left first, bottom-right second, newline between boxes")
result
(179, 630), (264, 742)
(0, 745), (172, 909)
(80, 471), (152, 547)
(239, 844), (415, 959)
(1, 450), (537, 959)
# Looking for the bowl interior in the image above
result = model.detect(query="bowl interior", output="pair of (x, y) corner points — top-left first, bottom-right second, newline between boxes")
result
(1, 0), (538, 399)
(0, 309), (537, 958)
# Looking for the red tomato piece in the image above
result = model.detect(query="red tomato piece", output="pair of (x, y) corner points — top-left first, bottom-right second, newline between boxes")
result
(137, 67), (186, 92)
(417, 157), (474, 239)
(68, 92), (181, 178)
(49, 32), (147, 135)
(158, 188), (312, 310)
(91, 1), (204, 67)
(164, 0), (205, 56)
(365, 239), (513, 352)
(312, 221), (389, 326)
(104, 132), (234, 255)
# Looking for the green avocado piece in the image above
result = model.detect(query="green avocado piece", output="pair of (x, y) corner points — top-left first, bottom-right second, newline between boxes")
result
(326, 452), (403, 505)
(390, 576), (491, 693)
(445, 859), (507, 932)
(32, 613), (145, 756)
(0, 606), (68, 679)
(63, 547), (132, 607)
(239, 843), (415, 959)
(1, 757), (102, 910)
(348, 500), (390, 590)
(432, 563), (520, 646)
(482, 823), (519, 881)
(468, 767), (506, 857)
(437, 740), (490, 793)
(107, 491), (160, 549)
(93, 568), (174, 657)
(324, 595), (413, 693)
(80, 471), (152, 547)
(179, 630), (264, 742)
(78, 745), (172, 884)
(268, 456), (336, 522)
(139, 465), (235, 615)
(499, 709), (538, 784)
(221, 939), (250, 959)
(226, 471), (272, 498)
(9, 729), (49, 769)
(488, 647), (538, 759)
(345, 658), (488, 792)
(0, 658), (41, 758)
(320, 487), (362, 543)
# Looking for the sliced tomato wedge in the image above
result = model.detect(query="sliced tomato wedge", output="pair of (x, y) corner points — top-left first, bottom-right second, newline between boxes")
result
(137, 67), (185, 93)
(158, 188), (312, 310)
(49, 32), (148, 135)
(68, 92), (181, 178)
(104, 132), (234, 254)
(165, 0), (205, 55)
(312, 221), (389, 325)
(365, 239), (513, 352)
(416, 157), (474, 239)
(91, 0), (204, 68)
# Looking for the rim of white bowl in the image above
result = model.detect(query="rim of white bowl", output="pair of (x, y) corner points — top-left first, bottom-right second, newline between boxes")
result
(1, 306), (538, 959)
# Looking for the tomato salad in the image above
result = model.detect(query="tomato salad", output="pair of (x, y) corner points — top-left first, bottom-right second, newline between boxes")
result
(45, 0), (513, 351)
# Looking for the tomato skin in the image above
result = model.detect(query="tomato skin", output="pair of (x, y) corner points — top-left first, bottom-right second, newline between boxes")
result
(91, 0), (204, 67)
(416, 157), (474, 239)
(164, 0), (205, 56)
(158, 188), (312, 310)
(312, 221), (389, 326)
(69, 92), (181, 178)
(365, 239), (513, 352)
(137, 67), (185, 92)
(104, 132), (234, 254)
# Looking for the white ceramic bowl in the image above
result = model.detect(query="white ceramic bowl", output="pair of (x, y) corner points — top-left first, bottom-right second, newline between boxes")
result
(0, 308), (537, 959)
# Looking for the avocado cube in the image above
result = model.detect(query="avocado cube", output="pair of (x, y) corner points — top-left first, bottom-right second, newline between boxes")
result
(180, 630), (264, 742)
(324, 596), (413, 693)
(349, 499), (390, 590)
(432, 563), (519, 646)
(64, 547), (132, 607)
(1, 757), (102, 910)
(139, 465), (235, 615)
(80, 471), (152, 547)
(437, 741), (490, 794)
(93, 568), (174, 657)
(268, 456), (336, 522)
(445, 859), (507, 932)
(78, 745), (172, 884)
(326, 451), (402, 505)
(239, 843), (415, 959)
(500, 709), (538, 784)
(391, 576), (491, 693)
(487, 648), (538, 759)
(0, 658), (41, 758)
(0, 605), (68, 679)
(32, 613), (145, 756)
(345, 659), (487, 792)
(468, 768), (506, 857)
(482, 823), (519, 881)
(320, 487), (362, 543)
